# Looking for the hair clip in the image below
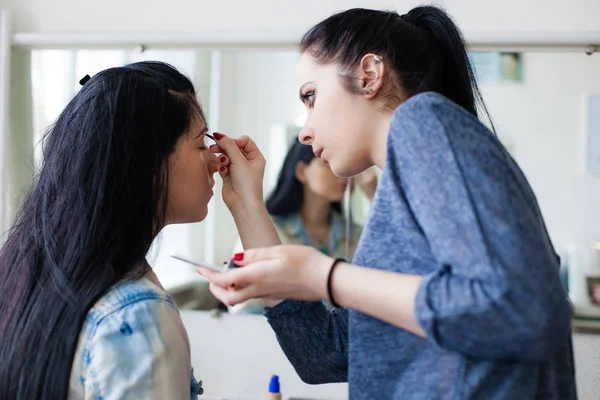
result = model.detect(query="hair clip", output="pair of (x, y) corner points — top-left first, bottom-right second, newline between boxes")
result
(79, 75), (91, 86)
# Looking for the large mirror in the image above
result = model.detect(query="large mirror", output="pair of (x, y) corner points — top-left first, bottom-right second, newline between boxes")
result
(6, 47), (600, 316)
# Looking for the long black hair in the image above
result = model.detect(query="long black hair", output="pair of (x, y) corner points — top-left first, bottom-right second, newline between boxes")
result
(0, 61), (204, 399)
(266, 140), (342, 216)
(300, 5), (493, 125)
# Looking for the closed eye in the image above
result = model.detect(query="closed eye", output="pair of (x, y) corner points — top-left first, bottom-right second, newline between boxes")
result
(300, 91), (316, 108)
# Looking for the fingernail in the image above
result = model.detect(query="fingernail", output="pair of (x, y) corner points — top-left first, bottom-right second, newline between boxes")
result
(231, 252), (244, 261)
(213, 132), (224, 140)
(220, 157), (227, 163)
(219, 166), (227, 173)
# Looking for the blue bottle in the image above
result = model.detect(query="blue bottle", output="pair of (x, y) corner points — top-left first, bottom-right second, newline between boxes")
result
(267, 375), (281, 400)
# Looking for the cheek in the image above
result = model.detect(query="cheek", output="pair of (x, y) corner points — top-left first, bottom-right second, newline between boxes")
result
(317, 94), (344, 132)
(316, 92), (363, 147)
(174, 156), (210, 200)
(166, 157), (183, 198)
(192, 160), (211, 194)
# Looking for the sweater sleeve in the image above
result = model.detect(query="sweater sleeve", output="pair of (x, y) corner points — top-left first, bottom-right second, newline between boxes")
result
(264, 300), (349, 384)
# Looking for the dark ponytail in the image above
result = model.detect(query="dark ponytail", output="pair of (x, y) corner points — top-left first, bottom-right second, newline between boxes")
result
(402, 7), (490, 121)
(300, 5), (493, 126)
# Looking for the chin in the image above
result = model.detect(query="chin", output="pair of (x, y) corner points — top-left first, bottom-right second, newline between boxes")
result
(328, 162), (346, 178)
(330, 162), (358, 179)
(181, 207), (209, 224)
(331, 157), (371, 179)
(195, 207), (209, 222)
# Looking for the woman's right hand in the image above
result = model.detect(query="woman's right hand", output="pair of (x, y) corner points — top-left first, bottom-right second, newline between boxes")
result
(210, 133), (266, 214)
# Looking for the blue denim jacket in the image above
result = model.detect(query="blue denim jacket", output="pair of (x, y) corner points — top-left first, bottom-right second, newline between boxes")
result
(68, 266), (202, 399)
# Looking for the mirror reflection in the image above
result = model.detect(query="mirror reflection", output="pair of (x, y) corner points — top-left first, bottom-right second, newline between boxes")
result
(7, 47), (600, 316)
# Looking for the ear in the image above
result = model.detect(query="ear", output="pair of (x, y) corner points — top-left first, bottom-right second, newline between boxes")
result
(359, 53), (385, 99)
(295, 161), (308, 183)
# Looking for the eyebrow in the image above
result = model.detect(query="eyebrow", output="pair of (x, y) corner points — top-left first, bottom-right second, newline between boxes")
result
(195, 126), (209, 139)
(298, 81), (314, 100)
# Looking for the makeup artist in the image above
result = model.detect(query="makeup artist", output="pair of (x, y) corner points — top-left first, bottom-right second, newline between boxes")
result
(200, 6), (576, 400)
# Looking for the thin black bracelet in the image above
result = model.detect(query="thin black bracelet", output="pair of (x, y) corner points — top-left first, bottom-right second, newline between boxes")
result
(327, 258), (346, 308)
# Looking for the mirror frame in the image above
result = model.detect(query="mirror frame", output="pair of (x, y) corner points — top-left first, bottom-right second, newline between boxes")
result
(11, 30), (600, 53)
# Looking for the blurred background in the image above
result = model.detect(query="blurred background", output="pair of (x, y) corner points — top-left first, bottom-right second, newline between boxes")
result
(1, 1), (600, 399)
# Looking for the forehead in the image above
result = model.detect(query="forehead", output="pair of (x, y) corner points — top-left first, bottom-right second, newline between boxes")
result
(296, 53), (337, 86)
(188, 115), (207, 138)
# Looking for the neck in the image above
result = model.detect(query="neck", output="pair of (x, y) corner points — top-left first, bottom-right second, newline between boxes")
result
(300, 188), (332, 227)
(369, 109), (395, 169)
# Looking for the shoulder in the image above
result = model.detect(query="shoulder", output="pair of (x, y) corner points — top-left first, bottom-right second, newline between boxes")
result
(79, 274), (188, 369)
(74, 275), (192, 397)
(85, 274), (177, 327)
(391, 92), (474, 126)
(386, 92), (498, 169)
(389, 92), (485, 143)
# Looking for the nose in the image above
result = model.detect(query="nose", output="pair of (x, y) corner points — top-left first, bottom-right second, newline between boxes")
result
(298, 125), (314, 145)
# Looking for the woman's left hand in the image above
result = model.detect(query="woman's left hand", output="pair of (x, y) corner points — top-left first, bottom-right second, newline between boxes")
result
(198, 245), (333, 306)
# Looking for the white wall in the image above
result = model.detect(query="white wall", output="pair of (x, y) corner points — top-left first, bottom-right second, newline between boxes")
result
(3, 0), (599, 35)
(479, 52), (600, 255)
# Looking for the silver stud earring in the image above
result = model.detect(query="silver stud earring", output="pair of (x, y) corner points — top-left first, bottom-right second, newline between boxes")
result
(365, 88), (374, 95)
(374, 55), (383, 64)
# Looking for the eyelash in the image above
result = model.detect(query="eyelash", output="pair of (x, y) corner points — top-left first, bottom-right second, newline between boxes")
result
(301, 91), (316, 108)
